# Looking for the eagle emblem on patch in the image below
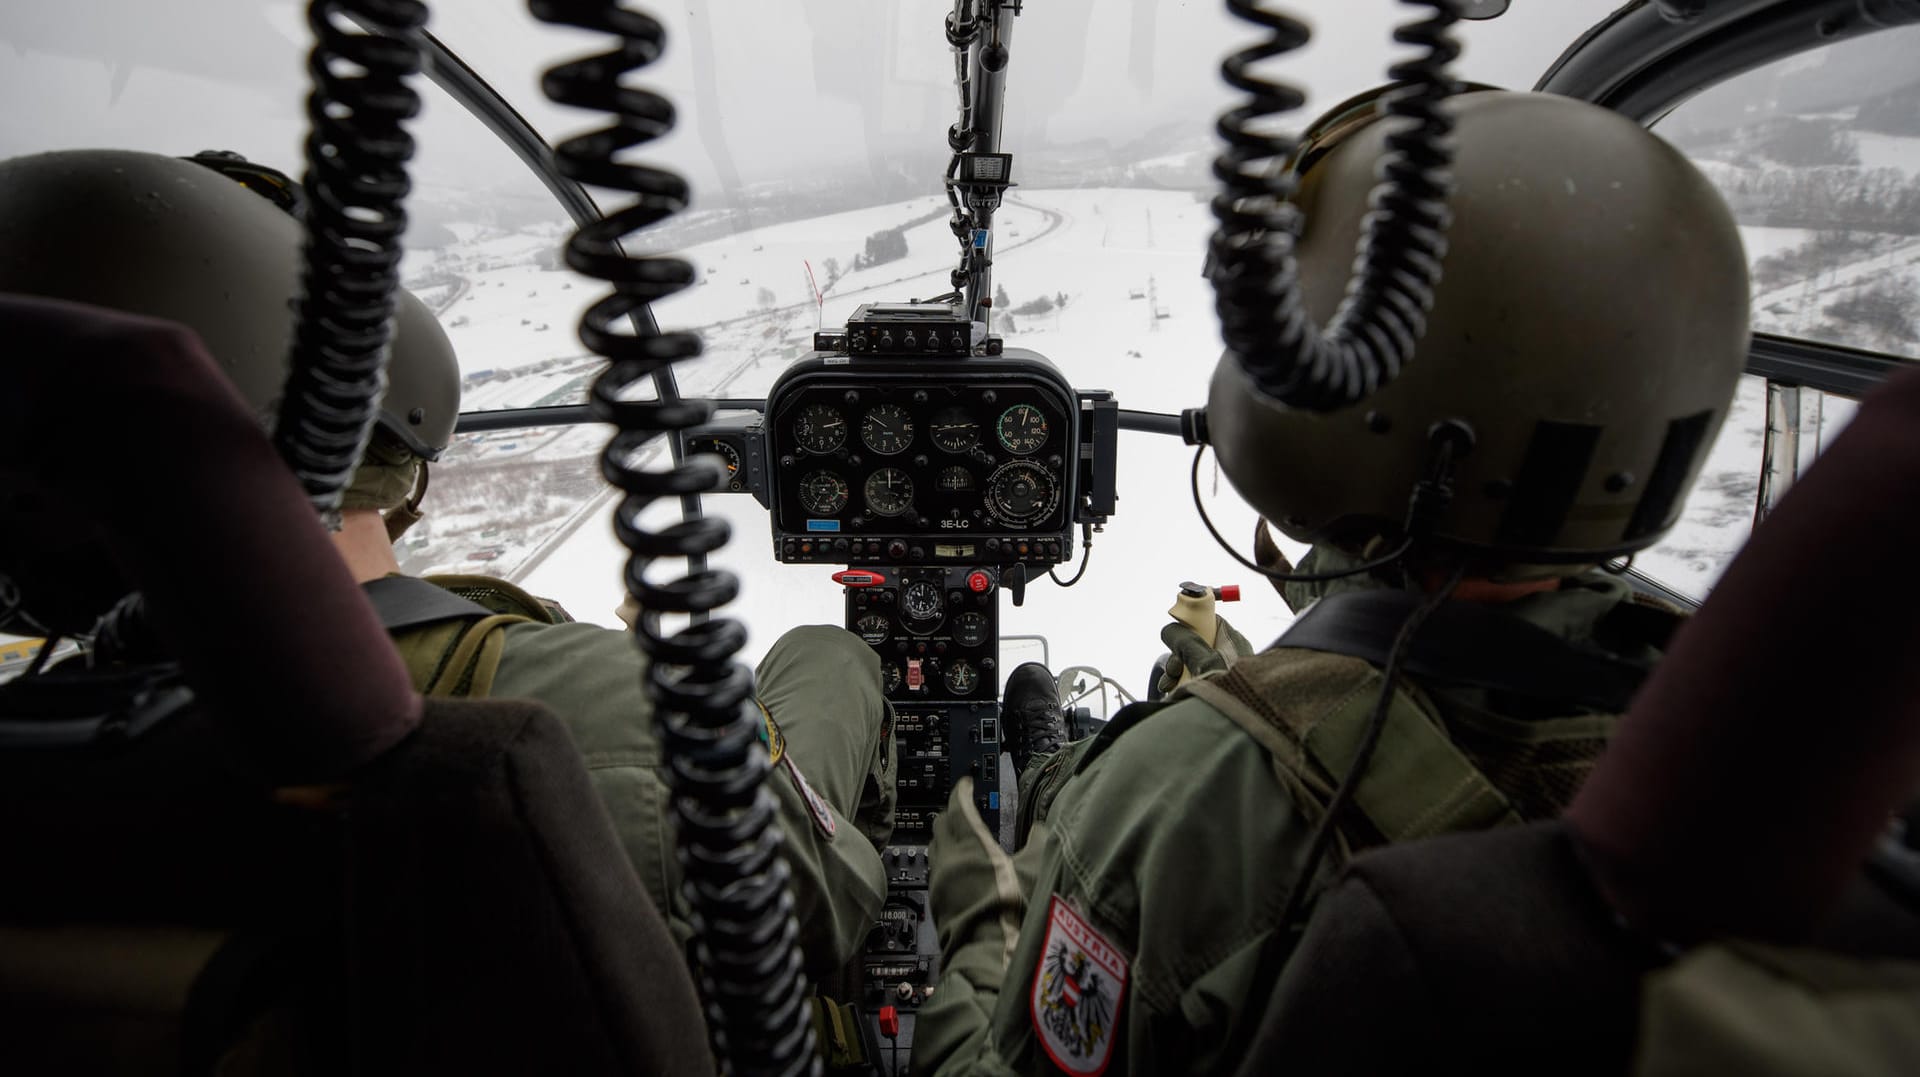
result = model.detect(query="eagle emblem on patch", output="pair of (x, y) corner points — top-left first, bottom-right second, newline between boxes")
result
(781, 753), (836, 838)
(1031, 895), (1127, 1075)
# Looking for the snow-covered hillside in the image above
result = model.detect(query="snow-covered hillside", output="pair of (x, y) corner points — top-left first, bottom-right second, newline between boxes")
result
(402, 180), (1820, 691)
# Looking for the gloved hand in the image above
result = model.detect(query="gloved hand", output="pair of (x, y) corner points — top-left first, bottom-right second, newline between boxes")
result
(1156, 614), (1253, 696)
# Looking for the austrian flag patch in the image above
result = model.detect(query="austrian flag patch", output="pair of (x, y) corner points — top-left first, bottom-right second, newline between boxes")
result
(1031, 896), (1128, 1075)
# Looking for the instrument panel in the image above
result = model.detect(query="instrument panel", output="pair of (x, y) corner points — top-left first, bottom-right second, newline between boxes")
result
(765, 352), (1078, 566)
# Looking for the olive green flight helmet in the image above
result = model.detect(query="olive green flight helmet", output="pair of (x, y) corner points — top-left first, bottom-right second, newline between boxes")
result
(0, 148), (459, 461)
(1207, 90), (1751, 568)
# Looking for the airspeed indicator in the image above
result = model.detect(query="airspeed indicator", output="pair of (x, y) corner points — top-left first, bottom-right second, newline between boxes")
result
(996, 404), (1048, 454)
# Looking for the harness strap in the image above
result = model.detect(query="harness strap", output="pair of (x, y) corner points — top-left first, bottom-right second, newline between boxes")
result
(363, 575), (494, 633)
(421, 614), (526, 698)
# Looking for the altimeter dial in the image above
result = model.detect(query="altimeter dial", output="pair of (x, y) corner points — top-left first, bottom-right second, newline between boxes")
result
(861, 404), (915, 455)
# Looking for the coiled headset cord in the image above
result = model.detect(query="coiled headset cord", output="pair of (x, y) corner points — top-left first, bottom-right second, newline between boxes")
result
(91, 1), (429, 665)
(530, 2), (816, 1072)
(278, 0), (430, 527)
(1210, 0), (1461, 411)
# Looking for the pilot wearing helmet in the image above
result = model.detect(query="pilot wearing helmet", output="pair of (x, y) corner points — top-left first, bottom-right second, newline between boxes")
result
(0, 147), (898, 983)
(914, 87), (1751, 1075)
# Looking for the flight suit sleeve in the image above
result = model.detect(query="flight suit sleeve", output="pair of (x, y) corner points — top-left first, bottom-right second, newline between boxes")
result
(915, 778), (1054, 1077)
(920, 699), (1322, 1076)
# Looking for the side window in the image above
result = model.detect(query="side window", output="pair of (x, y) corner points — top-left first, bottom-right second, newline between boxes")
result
(1638, 376), (1858, 602)
(1638, 29), (1917, 602)
(1660, 27), (1920, 361)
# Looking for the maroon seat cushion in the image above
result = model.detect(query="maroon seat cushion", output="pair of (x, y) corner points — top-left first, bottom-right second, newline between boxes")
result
(0, 294), (417, 779)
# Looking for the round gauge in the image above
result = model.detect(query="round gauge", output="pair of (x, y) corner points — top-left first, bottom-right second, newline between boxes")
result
(856, 612), (891, 645)
(996, 404), (1049, 455)
(687, 436), (741, 483)
(952, 612), (989, 648)
(929, 408), (980, 453)
(938, 465), (975, 492)
(944, 660), (979, 696)
(901, 581), (945, 624)
(883, 663), (903, 694)
(793, 403), (847, 454)
(863, 467), (915, 517)
(985, 461), (1059, 527)
(861, 404), (915, 455)
(798, 470), (850, 516)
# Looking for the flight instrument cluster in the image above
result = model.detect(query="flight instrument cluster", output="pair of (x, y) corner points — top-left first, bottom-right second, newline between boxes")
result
(762, 351), (1080, 566)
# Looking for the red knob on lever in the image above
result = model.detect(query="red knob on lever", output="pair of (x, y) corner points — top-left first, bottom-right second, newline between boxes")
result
(879, 1005), (901, 1038)
(1179, 581), (1241, 601)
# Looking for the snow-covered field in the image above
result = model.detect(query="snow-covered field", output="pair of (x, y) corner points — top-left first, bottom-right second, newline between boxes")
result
(397, 172), (1890, 692)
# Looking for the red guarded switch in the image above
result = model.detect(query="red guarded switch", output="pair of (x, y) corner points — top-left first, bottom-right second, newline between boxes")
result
(878, 1005), (900, 1038)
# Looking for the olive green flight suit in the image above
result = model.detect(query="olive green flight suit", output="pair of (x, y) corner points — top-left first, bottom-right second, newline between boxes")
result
(380, 574), (896, 975)
(914, 569), (1674, 1076)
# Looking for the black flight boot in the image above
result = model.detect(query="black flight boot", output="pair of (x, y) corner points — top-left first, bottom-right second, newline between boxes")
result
(1002, 662), (1067, 775)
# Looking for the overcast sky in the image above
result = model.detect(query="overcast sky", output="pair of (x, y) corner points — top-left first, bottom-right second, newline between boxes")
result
(3, 1), (1626, 210)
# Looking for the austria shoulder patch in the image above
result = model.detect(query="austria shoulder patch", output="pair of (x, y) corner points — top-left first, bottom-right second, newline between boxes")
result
(1031, 895), (1128, 1075)
(781, 753), (837, 838)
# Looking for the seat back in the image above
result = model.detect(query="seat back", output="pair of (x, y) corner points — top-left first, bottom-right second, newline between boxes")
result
(0, 296), (713, 1075)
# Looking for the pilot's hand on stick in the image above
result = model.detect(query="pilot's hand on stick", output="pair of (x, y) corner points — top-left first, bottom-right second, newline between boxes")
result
(1156, 615), (1253, 696)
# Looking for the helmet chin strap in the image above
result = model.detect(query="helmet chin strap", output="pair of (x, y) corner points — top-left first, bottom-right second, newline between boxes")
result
(383, 462), (430, 543)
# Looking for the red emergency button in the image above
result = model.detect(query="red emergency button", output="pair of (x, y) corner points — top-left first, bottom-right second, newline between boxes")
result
(878, 1005), (900, 1038)
(966, 570), (993, 594)
(833, 569), (888, 588)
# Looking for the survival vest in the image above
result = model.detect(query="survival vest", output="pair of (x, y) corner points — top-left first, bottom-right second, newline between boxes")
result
(1063, 587), (1678, 909)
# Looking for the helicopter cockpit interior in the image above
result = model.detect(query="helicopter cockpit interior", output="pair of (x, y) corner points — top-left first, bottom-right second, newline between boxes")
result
(4, 0), (1920, 1073)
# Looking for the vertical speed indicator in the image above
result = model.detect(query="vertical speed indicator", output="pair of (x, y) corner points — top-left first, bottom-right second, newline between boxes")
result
(996, 404), (1048, 454)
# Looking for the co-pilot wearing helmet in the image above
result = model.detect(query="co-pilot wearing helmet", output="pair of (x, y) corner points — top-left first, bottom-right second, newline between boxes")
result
(913, 89), (1750, 1076)
(0, 148), (898, 982)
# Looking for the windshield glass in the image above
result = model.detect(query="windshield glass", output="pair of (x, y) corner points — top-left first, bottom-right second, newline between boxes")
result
(11, 1), (1759, 685)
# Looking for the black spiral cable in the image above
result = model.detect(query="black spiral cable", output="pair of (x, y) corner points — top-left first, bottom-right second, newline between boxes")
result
(528, 3), (815, 1073)
(1209, 0), (1462, 412)
(274, 0), (428, 528)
